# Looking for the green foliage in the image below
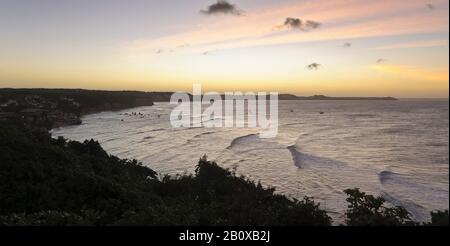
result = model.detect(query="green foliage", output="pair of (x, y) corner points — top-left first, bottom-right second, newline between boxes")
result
(344, 188), (416, 226)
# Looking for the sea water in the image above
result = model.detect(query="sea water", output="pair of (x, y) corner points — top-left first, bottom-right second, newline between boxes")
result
(52, 99), (449, 224)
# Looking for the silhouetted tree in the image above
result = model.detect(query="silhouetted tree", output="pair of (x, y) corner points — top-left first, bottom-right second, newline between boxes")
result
(344, 188), (415, 226)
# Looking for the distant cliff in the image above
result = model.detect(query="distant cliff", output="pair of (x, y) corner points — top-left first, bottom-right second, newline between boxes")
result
(0, 89), (156, 129)
(148, 93), (398, 101)
(279, 94), (398, 100)
(0, 89), (399, 128)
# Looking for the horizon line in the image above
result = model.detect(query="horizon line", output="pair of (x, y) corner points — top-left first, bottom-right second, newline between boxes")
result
(1, 87), (449, 100)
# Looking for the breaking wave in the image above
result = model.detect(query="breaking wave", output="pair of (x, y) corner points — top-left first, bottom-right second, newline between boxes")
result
(287, 145), (302, 168)
(226, 134), (258, 150)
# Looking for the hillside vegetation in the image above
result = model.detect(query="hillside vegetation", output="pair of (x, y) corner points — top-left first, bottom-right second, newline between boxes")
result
(0, 122), (447, 226)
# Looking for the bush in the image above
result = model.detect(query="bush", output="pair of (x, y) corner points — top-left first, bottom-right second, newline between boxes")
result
(0, 123), (331, 226)
(1, 122), (446, 226)
(426, 210), (449, 226)
(344, 188), (416, 226)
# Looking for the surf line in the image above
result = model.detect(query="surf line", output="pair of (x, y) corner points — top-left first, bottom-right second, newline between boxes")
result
(169, 83), (279, 138)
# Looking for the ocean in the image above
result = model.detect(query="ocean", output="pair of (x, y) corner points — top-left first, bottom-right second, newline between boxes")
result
(52, 99), (449, 224)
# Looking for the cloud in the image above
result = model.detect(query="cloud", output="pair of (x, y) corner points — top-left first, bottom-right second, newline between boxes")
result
(126, 0), (449, 57)
(343, 42), (352, 47)
(371, 64), (449, 82)
(373, 39), (448, 50)
(201, 1), (242, 15)
(376, 58), (388, 63)
(284, 18), (302, 29)
(305, 20), (321, 29)
(427, 3), (435, 10)
(155, 49), (175, 54)
(306, 63), (321, 70)
(155, 44), (190, 55)
(202, 49), (220, 55)
(283, 17), (321, 31)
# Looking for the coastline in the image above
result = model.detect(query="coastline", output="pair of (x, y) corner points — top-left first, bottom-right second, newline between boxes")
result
(51, 99), (449, 224)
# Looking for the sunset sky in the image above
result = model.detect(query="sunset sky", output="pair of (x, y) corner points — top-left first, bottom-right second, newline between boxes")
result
(0, 0), (448, 97)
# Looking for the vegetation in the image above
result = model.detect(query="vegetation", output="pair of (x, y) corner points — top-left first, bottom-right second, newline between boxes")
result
(343, 189), (448, 226)
(0, 89), (159, 115)
(0, 122), (330, 225)
(344, 188), (415, 226)
(426, 210), (449, 226)
(0, 122), (447, 226)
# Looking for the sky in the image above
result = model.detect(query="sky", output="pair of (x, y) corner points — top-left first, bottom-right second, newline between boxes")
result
(0, 0), (448, 98)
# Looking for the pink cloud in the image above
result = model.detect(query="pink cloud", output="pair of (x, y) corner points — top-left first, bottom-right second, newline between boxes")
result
(125, 0), (449, 56)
